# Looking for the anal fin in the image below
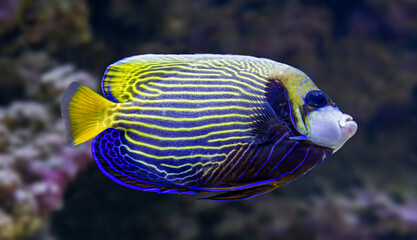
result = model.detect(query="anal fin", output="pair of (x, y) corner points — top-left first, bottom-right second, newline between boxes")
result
(200, 184), (279, 201)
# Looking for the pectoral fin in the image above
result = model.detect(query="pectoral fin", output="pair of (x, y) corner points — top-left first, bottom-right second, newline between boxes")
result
(289, 135), (309, 141)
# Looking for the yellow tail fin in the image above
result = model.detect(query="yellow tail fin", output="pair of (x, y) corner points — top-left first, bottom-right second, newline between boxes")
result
(61, 82), (115, 146)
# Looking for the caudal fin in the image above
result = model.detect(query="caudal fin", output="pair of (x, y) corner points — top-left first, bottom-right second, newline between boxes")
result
(61, 82), (115, 146)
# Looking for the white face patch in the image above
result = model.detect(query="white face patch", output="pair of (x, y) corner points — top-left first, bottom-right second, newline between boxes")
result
(306, 106), (357, 151)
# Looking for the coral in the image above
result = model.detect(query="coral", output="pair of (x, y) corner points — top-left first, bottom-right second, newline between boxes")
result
(0, 0), (91, 55)
(51, 171), (417, 240)
(0, 52), (97, 240)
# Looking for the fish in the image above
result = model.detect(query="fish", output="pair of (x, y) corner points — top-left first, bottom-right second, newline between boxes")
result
(61, 54), (357, 200)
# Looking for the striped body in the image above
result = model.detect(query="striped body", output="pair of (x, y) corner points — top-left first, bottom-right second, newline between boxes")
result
(93, 55), (331, 199)
(62, 54), (334, 200)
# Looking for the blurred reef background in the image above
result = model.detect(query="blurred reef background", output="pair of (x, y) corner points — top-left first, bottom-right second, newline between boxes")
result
(0, 0), (416, 239)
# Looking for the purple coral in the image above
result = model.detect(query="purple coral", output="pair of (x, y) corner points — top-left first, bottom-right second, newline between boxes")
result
(0, 53), (96, 239)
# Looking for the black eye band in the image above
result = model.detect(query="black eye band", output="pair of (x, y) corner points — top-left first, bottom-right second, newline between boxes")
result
(305, 90), (328, 108)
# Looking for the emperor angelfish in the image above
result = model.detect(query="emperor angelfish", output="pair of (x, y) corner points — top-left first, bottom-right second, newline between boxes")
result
(61, 54), (357, 200)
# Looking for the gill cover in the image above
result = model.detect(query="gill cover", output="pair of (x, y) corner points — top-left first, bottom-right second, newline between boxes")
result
(269, 65), (318, 136)
(269, 65), (357, 151)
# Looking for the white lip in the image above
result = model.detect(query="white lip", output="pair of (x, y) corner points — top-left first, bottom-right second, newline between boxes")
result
(339, 114), (358, 137)
(331, 113), (357, 153)
(339, 114), (352, 127)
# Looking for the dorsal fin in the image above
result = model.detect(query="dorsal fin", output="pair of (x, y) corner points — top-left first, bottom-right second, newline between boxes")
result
(101, 54), (275, 103)
(102, 55), (189, 102)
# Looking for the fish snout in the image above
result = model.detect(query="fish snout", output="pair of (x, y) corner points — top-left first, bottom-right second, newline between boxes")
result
(339, 114), (358, 136)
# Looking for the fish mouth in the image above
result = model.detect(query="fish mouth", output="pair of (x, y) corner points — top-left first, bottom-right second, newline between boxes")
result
(338, 114), (358, 138)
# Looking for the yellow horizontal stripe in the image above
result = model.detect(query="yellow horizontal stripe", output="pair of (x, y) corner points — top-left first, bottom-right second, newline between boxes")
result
(208, 136), (254, 143)
(115, 119), (255, 132)
(133, 76), (266, 93)
(214, 60), (270, 83)
(185, 63), (236, 77)
(135, 85), (240, 97)
(148, 82), (265, 98)
(121, 133), (248, 151)
(121, 127), (251, 141)
(124, 144), (228, 160)
(129, 97), (265, 105)
(135, 69), (266, 91)
(138, 69), (222, 78)
(130, 64), (189, 74)
(119, 105), (259, 112)
(133, 63), (267, 87)
(161, 161), (217, 169)
(115, 112), (258, 122)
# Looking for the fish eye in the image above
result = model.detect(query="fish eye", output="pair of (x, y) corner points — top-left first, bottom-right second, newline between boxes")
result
(305, 90), (328, 108)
